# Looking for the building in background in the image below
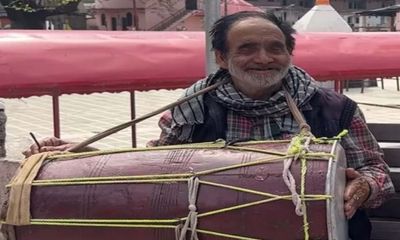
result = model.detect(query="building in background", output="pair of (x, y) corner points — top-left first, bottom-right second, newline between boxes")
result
(247, 0), (400, 31)
(84, 0), (262, 31)
(355, 3), (400, 31)
(82, 0), (399, 32)
(86, 0), (189, 31)
(164, 0), (261, 31)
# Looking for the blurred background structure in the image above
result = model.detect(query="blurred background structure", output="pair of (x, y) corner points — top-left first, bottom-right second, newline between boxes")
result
(0, 0), (399, 31)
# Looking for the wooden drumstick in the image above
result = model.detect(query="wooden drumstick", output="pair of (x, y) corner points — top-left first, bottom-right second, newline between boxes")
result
(29, 132), (41, 151)
(68, 79), (229, 152)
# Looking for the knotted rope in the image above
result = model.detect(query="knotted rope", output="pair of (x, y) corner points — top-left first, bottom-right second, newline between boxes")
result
(282, 89), (314, 217)
(283, 134), (312, 216)
(178, 176), (200, 240)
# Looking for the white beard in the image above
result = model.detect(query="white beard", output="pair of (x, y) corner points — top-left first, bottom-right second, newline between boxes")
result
(228, 60), (290, 90)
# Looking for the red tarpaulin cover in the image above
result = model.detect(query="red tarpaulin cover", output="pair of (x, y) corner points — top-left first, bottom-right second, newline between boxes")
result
(1, 30), (400, 98)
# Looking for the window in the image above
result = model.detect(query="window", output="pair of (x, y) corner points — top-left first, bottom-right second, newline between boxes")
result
(111, 17), (117, 31)
(347, 16), (352, 24)
(348, 0), (365, 9)
(101, 14), (106, 26)
(126, 12), (132, 26)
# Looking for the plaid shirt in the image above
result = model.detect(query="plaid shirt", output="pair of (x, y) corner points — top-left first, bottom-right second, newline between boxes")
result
(148, 107), (394, 208)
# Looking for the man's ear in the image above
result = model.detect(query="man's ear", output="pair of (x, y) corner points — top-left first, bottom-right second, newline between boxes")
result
(215, 50), (228, 69)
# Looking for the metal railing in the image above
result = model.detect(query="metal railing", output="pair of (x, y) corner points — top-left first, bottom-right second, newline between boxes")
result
(149, 8), (191, 31)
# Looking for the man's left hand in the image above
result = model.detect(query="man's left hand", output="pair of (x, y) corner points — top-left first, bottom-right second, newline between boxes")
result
(344, 168), (371, 219)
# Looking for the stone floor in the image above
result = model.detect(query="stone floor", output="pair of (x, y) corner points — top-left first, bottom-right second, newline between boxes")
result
(1, 79), (400, 161)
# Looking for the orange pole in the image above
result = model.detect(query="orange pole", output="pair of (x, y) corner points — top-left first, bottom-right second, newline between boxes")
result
(316, 0), (330, 5)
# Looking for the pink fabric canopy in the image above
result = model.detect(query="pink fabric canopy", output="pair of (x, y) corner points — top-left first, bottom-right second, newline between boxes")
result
(1, 30), (400, 98)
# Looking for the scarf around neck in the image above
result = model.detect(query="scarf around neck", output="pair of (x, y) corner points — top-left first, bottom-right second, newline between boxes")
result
(171, 65), (320, 141)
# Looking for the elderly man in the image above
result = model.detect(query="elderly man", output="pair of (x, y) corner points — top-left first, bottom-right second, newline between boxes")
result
(25, 11), (393, 240)
(147, 12), (393, 240)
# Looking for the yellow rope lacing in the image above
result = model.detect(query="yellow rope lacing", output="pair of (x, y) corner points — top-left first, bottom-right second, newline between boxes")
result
(1, 137), (346, 240)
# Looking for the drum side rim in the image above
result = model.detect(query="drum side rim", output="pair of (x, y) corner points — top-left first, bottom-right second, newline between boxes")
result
(325, 141), (348, 240)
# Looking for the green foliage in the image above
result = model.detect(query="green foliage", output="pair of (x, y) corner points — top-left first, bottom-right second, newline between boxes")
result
(4, 0), (80, 13)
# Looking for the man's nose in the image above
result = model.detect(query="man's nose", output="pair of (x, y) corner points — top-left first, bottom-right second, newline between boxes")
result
(253, 49), (274, 64)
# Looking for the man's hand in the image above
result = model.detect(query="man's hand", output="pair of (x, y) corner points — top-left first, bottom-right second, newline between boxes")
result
(22, 137), (74, 158)
(344, 168), (371, 219)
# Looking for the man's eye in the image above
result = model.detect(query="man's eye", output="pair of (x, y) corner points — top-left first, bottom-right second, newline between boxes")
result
(270, 44), (286, 53)
(272, 47), (284, 53)
(239, 46), (257, 53)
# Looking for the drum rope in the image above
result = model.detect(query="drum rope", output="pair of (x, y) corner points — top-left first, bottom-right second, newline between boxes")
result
(301, 157), (310, 240)
(2, 173), (332, 240)
(21, 153), (334, 187)
(281, 129), (348, 240)
(283, 134), (312, 217)
(2, 136), (347, 240)
(178, 176), (200, 240)
(45, 140), (292, 162)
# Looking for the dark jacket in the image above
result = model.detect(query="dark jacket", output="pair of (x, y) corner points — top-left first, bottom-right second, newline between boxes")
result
(191, 88), (357, 142)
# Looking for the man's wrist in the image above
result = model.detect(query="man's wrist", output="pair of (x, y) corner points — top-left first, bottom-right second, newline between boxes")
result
(359, 175), (377, 207)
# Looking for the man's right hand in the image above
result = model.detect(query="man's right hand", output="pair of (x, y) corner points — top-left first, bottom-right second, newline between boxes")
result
(22, 137), (75, 158)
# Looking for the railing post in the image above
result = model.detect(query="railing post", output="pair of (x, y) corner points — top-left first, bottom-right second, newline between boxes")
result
(52, 94), (60, 138)
(0, 102), (6, 157)
(334, 80), (341, 93)
(130, 91), (137, 148)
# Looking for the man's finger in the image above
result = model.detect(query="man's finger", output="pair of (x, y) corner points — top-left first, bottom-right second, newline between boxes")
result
(41, 144), (71, 152)
(345, 205), (357, 219)
(22, 150), (31, 158)
(345, 193), (361, 219)
(29, 145), (40, 154)
(346, 168), (361, 180)
(344, 180), (357, 201)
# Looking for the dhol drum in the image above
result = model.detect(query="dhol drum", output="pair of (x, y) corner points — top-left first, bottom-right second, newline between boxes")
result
(1, 139), (347, 240)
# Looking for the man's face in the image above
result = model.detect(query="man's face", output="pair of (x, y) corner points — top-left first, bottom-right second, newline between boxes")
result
(217, 18), (291, 99)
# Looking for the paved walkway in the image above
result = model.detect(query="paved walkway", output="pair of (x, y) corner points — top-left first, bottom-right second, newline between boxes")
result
(1, 79), (400, 161)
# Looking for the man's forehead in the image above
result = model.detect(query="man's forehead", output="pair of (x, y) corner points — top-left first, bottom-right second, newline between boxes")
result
(230, 17), (280, 31)
(227, 17), (285, 41)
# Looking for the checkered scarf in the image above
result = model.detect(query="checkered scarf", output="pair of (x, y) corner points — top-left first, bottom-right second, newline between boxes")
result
(171, 65), (319, 141)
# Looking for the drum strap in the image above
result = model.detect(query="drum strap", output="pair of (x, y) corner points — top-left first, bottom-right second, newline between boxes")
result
(283, 87), (312, 136)
(5, 152), (56, 225)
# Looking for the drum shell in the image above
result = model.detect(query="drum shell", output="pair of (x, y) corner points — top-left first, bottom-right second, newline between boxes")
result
(6, 142), (346, 240)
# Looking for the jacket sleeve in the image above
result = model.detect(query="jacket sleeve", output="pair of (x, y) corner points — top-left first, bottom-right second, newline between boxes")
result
(147, 110), (188, 147)
(340, 107), (395, 208)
